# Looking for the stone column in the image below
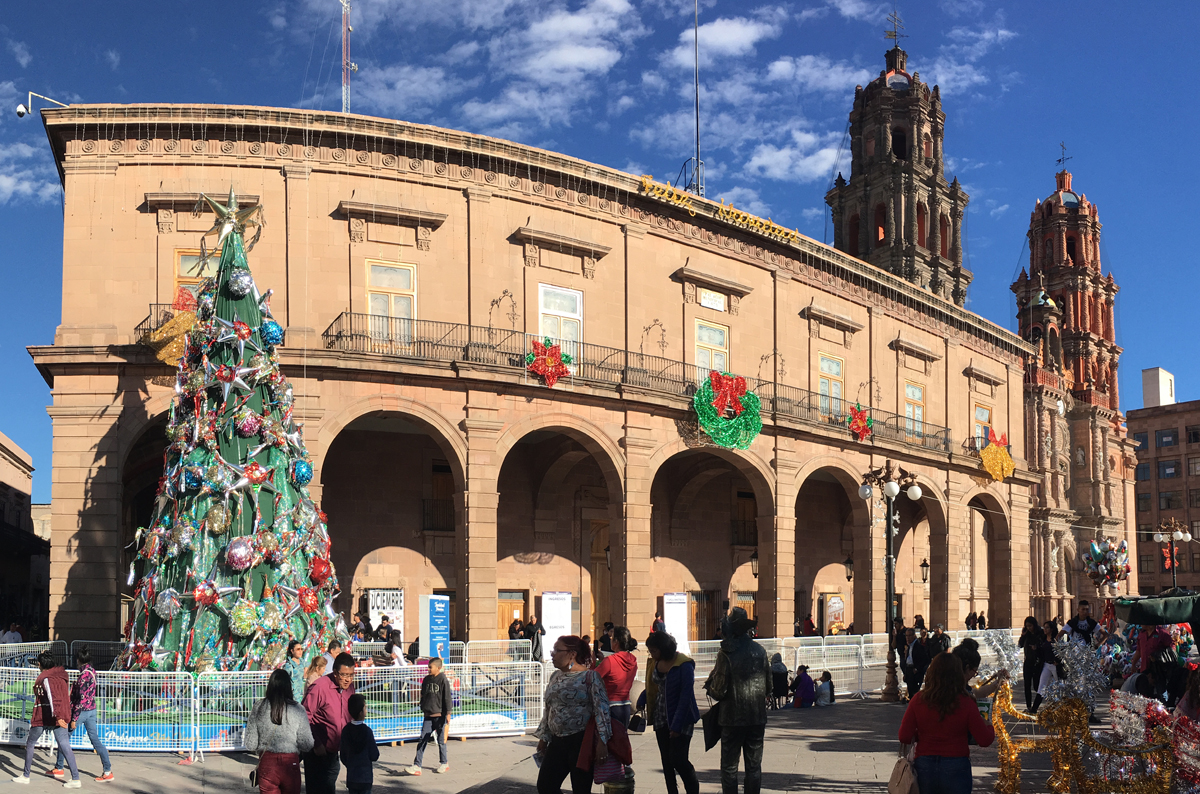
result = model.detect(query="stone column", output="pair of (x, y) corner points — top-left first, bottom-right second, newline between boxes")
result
(465, 188), (493, 327)
(761, 440), (798, 639)
(47, 400), (123, 640)
(461, 395), (504, 641)
(620, 418), (656, 642)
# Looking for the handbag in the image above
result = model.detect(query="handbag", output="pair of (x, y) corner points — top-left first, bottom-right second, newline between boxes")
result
(593, 755), (625, 785)
(247, 755), (262, 788)
(888, 745), (918, 794)
(700, 700), (722, 752)
(627, 710), (646, 733)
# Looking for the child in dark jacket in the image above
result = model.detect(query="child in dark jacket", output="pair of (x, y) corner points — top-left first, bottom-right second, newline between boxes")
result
(404, 657), (452, 775)
(340, 694), (379, 794)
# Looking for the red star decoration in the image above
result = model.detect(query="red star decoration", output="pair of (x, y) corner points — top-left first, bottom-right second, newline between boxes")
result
(526, 338), (573, 387)
(847, 403), (873, 441)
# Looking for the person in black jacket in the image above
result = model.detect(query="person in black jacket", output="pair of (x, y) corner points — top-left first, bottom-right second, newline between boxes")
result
(523, 615), (546, 661)
(1017, 617), (1045, 711)
(899, 627), (930, 700)
(404, 658), (452, 775)
(340, 694), (379, 794)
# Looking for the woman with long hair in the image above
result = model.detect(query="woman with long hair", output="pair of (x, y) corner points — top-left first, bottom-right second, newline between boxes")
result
(1017, 617), (1044, 711)
(303, 655), (327, 694)
(386, 630), (409, 666)
(815, 671), (836, 706)
(535, 635), (612, 794)
(282, 640), (306, 703)
(1031, 621), (1060, 715)
(244, 668), (315, 794)
(1177, 667), (1200, 720)
(898, 653), (995, 794)
(645, 631), (700, 794)
(596, 626), (639, 729)
(951, 638), (1008, 700)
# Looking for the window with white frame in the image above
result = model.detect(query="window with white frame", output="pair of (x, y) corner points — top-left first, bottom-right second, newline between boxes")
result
(538, 284), (582, 344)
(818, 354), (844, 417)
(175, 249), (221, 299)
(974, 404), (993, 448)
(695, 320), (729, 373)
(367, 261), (416, 342)
(904, 382), (925, 439)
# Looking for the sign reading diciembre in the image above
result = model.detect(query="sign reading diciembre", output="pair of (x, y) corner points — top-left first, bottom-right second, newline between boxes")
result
(663, 592), (689, 655)
(369, 589), (403, 642)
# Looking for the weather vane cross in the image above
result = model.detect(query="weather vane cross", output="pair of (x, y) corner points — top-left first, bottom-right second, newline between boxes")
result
(885, 7), (907, 45)
(1057, 141), (1072, 169)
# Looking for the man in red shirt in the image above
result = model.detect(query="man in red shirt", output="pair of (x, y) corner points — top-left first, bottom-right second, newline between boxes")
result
(302, 652), (356, 794)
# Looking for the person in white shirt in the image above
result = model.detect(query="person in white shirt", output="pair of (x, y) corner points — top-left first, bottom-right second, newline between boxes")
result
(321, 639), (343, 675)
(386, 631), (410, 666)
(0, 623), (21, 644)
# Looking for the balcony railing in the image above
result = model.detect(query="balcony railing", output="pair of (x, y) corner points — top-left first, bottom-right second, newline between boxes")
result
(319, 313), (955, 454)
(423, 499), (455, 532)
(135, 304), (181, 337)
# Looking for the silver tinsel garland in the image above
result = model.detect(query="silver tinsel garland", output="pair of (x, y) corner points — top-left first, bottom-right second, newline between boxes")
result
(979, 629), (1022, 679)
(1040, 636), (1109, 707)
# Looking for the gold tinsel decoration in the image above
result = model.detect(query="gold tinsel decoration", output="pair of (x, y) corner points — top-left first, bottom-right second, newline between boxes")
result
(979, 428), (1016, 482)
(992, 681), (1174, 794)
(140, 310), (197, 367)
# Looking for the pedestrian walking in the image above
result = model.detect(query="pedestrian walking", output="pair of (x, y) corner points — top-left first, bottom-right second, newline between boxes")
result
(340, 694), (379, 794)
(384, 631), (409, 667)
(802, 613), (817, 637)
(535, 635), (613, 794)
(898, 652), (995, 794)
(404, 657), (452, 775)
(244, 668), (315, 794)
(524, 615), (547, 661)
(704, 607), (770, 794)
(51, 646), (114, 782)
(965, 611), (977, 631)
(899, 627), (930, 700)
(977, 611), (987, 630)
(321, 639), (343, 675)
(594, 623), (615, 659)
(304, 655), (328, 694)
(652, 612), (667, 635)
(283, 640), (307, 704)
(596, 627), (638, 728)
(1030, 622), (1060, 715)
(1064, 600), (1098, 644)
(1017, 617), (1044, 711)
(13, 650), (80, 787)
(645, 630), (700, 794)
(926, 624), (951, 657)
(301, 652), (357, 794)
(509, 619), (525, 641)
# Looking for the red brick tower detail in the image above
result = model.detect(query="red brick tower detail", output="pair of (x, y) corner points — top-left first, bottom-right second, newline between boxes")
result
(1012, 170), (1132, 615)
(825, 45), (972, 306)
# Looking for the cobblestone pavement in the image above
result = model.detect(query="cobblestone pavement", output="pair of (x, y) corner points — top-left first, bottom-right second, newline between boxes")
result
(0, 698), (1055, 793)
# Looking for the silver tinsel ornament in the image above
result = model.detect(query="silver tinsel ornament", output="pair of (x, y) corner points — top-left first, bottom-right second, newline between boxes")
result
(154, 588), (182, 620)
(228, 269), (254, 299)
(1040, 636), (1109, 707)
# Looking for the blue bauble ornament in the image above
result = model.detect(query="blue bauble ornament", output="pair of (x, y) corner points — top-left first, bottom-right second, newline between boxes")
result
(292, 460), (313, 486)
(260, 320), (284, 347)
(184, 468), (203, 490)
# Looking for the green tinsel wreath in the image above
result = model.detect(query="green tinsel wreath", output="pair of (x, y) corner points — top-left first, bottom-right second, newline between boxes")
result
(693, 375), (763, 450)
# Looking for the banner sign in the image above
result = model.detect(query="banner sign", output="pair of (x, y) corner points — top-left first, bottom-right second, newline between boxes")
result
(540, 592), (573, 663)
(368, 589), (403, 642)
(663, 592), (689, 655)
(420, 594), (451, 660)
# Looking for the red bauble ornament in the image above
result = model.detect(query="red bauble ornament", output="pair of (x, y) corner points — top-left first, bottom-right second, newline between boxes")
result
(243, 462), (271, 485)
(310, 556), (332, 584)
(215, 365), (235, 384)
(233, 320), (253, 340)
(298, 586), (320, 614)
(193, 581), (219, 607)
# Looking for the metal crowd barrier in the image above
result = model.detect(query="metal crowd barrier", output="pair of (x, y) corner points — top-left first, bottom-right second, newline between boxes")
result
(69, 640), (124, 670)
(350, 640), (466, 664)
(0, 659), (544, 758)
(465, 639), (531, 664)
(0, 641), (68, 669)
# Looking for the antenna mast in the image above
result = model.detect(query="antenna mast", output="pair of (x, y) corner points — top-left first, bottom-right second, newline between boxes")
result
(676, 0), (704, 196)
(340, 0), (358, 114)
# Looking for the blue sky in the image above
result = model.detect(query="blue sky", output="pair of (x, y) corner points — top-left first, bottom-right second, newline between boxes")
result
(1, 0), (1196, 501)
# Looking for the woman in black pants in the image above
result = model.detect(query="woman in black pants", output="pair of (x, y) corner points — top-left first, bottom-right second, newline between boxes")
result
(535, 635), (612, 794)
(645, 631), (701, 794)
(1017, 616), (1044, 711)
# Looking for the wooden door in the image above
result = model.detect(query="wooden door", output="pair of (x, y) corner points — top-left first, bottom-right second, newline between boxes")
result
(735, 591), (756, 622)
(497, 590), (526, 640)
(689, 591), (718, 641)
(589, 520), (610, 639)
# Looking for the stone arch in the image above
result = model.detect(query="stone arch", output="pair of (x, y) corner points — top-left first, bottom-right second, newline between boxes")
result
(961, 485), (1014, 628)
(647, 438), (775, 512)
(495, 412), (625, 504)
(116, 392), (174, 473)
(314, 393), (467, 488)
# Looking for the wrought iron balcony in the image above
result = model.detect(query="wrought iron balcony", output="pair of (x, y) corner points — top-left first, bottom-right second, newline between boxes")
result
(318, 312), (955, 454)
(135, 304), (182, 337)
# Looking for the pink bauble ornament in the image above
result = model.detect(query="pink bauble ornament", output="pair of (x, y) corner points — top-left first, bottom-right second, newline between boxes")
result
(225, 537), (255, 571)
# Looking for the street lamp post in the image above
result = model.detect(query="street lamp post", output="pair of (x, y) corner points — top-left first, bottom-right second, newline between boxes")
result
(860, 459), (922, 703)
(1153, 517), (1193, 592)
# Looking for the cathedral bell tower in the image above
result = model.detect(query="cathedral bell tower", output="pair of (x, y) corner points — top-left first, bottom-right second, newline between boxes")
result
(825, 45), (972, 306)
(1012, 169), (1132, 617)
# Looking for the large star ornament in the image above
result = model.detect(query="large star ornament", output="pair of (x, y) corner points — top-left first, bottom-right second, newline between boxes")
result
(196, 187), (264, 252)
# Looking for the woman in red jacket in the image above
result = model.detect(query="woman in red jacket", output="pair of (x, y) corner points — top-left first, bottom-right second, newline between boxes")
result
(14, 650), (80, 787)
(595, 627), (639, 728)
(898, 652), (994, 794)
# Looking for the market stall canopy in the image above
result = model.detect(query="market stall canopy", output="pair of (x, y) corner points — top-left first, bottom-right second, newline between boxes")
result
(1115, 591), (1200, 627)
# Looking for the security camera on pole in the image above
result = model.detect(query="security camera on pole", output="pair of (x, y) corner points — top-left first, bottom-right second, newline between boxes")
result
(14, 91), (67, 119)
(859, 459), (922, 702)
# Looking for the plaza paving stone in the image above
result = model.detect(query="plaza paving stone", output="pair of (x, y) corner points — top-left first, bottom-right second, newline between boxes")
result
(0, 697), (1060, 793)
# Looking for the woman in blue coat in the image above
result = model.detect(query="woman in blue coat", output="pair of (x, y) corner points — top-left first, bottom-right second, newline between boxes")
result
(645, 631), (701, 794)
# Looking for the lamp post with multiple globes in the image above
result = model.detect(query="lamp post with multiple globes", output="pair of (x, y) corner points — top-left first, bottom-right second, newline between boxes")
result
(1154, 517), (1193, 592)
(859, 459), (923, 702)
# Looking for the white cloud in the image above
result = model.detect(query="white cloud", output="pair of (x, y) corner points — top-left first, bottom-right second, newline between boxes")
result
(989, 203), (1009, 218)
(355, 64), (464, 117)
(620, 160), (646, 175)
(742, 129), (842, 182)
(918, 16), (1017, 97)
(443, 41), (480, 64)
(801, 207), (824, 221)
(6, 40), (30, 68)
(766, 54), (871, 94)
(641, 71), (669, 93)
(826, 0), (887, 22)
(301, 0), (526, 34)
(665, 11), (786, 69)
(611, 95), (637, 115)
(491, 0), (643, 87)
(944, 155), (988, 173)
(268, 5), (287, 30)
(715, 185), (771, 216)
(0, 140), (59, 205)
(104, 49), (120, 70)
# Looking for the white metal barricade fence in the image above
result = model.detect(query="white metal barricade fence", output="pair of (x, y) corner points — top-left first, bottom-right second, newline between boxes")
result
(0, 641), (67, 669)
(69, 640), (124, 670)
(351, 640), (466, 664)
(465, 640), (531, 664)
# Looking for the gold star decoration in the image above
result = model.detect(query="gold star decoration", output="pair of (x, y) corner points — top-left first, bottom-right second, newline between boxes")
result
(194, 187), (265, 257)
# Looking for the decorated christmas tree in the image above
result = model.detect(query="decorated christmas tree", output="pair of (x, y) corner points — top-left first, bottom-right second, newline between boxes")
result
(121, 190), (348, 672)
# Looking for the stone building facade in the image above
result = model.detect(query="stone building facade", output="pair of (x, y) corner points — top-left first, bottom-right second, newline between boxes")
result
(1127, 399), (1200, 594)
(30, 100), (1046, 645)
(1010, 171), (1135, 618)
(0, 430), (51, 632)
